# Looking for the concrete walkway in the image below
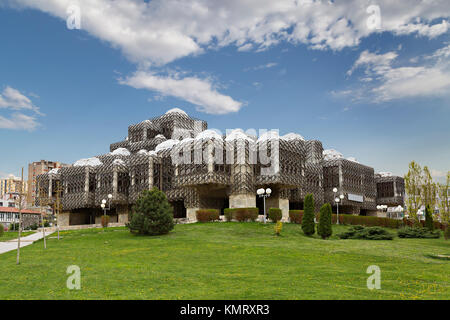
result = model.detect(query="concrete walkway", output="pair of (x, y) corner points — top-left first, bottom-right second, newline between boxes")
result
(0, 230), (55, 255)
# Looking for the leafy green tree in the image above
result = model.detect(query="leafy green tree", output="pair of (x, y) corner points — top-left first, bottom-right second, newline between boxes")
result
(424, 204), (434, 231)
(438, 172), (449, 224)
(302, 193), (315, 236)
(317, 203), (332, 239)
(404, 161), (423, 222)
(128, 188), (174, 236)
(422, 166), (437, 210)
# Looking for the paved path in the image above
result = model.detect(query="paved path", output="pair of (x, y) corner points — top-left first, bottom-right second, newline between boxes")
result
(0, 230), (55, 254)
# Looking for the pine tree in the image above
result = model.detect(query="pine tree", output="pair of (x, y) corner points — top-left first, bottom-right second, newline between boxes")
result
(302, 193), (315, 236)
(128, 187), (174, 235)
(424, 204), (434, 231)
(317, 203), (332, 239)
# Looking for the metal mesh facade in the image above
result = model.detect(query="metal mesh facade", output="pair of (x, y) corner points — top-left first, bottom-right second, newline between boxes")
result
(323, 159), (377, 214)
(35, 109), (392, 219)
(375, 174), (405, 206)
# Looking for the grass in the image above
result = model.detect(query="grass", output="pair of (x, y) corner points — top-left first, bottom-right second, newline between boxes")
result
(0, 222), (448, 300)
(0, 231), (35, 242)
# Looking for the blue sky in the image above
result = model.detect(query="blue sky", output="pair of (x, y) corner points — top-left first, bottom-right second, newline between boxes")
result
(0, 1), (449, 182)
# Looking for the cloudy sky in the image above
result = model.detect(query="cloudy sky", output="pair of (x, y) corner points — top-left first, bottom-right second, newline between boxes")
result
(0, 0), (449, 182)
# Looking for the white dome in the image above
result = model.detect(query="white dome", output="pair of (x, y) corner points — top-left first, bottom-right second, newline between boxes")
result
(347, 157), (359, 163)
(74, 157), (102, 167)
(257, 130), (280, 143)
(137, 149), (149, 156)
(323, 149), (343, 161)
(110, 148), (131, 156)
(155, 139), (180, 152)
(195, 129), (223, 141)
(225, 129), (255, 142)
(165, 108), (188, 116)
(378, 172), (393, 177)
(281, 132), (305, 141)
(113, 159), (126, 166)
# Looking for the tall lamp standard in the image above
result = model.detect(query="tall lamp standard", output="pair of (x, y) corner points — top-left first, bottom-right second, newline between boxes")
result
(257, 188), (272, 224)
(100, 193), (113, 217)
(333, 187), (344, 225)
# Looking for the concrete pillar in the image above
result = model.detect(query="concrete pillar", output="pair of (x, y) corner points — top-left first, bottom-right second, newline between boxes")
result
(266, 197), (289, 222)
(48, 177), (53, 199)
(113, 167), (118, 197)
(229, 194), (256, 208)
(186, 207), (199, 222)
(279, 198), (289, 222)
(84, 167), (90, 193)
(117, 204), (129, 224)
(148, 157), (154, 189)
(58, 212), (70, 226)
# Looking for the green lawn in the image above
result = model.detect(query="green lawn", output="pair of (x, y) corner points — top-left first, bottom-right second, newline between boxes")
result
(0, 231), (35, 242)
(0, 223), (448, 300)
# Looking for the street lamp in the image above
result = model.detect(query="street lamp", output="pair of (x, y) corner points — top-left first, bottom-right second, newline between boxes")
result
(257, 188), (272, 224)
(333, 187), (344, 225)
(101, 194), (113, 216)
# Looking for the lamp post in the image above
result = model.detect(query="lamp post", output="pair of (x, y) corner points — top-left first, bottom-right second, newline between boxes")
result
(257, 188), (272, 224)
(333, 187), (344, 225)
(101, 193), (113, 216)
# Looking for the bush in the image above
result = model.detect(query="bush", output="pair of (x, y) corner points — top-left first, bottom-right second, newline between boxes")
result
(234, 208), (259, 222)
(425, 205), (434, 231)
(302, 193), (315, 236)
(317, 203), (332, 239)
(222, 208), (258, 222)
(128, 188), (174, 236)
(338, 225), (394, 240)
(0, 224), (4, 237)
(397, 227), (440, 239)
(29, 223), (38, 230)
(224, 208), (233, 222)
(445, 225), (450, 240)
(268, 208), (282, 223)
(196, 209), (220, 222)
(101, 215), (110, 228)
(274, 221), (283, 236)
(289, 210), (303, 224)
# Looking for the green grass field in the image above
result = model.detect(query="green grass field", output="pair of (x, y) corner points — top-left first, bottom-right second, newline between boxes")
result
(0, 223), (448, 300)
(0, 231), (35, 242)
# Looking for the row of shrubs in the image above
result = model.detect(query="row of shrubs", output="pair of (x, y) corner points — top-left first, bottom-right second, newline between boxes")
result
(197, 207), (285, 223)
(288, 210), (447, 230)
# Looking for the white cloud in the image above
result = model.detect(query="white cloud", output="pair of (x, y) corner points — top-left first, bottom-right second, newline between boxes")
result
(8, 0), (450, 112)
(0, 86), (41, 114)
(0, 112), (39, 131)
(119, 71), (242, 114)
(10, 0), (449, 63)
(245, 62), (278, 71)
(0, 86), (41, 131)
(344, 44), (450, 102)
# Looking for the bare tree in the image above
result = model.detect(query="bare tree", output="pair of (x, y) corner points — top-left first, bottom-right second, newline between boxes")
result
(16, 168), (25, 265)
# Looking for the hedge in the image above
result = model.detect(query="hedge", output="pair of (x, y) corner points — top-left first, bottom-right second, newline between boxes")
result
(268, 208), (282, 223)
(328, 214), (447, 230)
(223, 208), (259, 222)
(289, 210), (303, 224)
(196, 209), (220, 222)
